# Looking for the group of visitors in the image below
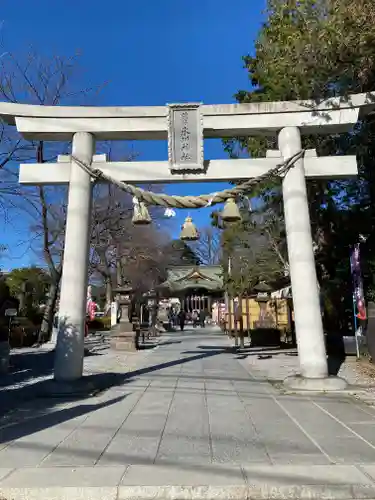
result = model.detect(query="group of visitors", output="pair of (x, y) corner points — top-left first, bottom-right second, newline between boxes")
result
(146, 300), (212, 332)
(177, 308), (207, 331)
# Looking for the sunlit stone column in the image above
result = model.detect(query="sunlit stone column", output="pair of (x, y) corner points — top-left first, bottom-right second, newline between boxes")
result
(54, 132), (95, 382)
(279, 126), (346, 390)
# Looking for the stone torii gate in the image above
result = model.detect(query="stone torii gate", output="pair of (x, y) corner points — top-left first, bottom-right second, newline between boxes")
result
(0, 95), (371, 390)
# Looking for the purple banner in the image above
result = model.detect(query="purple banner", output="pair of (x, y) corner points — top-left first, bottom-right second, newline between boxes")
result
(350, 243), (366, 321)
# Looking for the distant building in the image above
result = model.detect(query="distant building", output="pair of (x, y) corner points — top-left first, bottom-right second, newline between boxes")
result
(158, 265), (224, 314)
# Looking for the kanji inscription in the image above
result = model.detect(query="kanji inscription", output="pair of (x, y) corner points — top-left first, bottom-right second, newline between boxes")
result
(168, 103), (203, 172)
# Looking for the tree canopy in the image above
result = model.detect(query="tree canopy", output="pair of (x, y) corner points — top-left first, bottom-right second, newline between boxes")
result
(223, 0), (375, 329)
(163, 240), (200, 267)
(6, 266), (50, 314)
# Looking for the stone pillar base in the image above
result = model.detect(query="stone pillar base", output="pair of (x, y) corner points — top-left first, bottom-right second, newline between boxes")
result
(110, 335), (137, 352)
(110, 323), (138, 352)
(283, 374), (347, 392)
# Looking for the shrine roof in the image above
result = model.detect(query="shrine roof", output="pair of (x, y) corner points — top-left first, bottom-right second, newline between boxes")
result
(159, 265), (223, 292)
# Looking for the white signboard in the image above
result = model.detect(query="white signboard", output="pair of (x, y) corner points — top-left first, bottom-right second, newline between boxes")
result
(111, 301), (118, 327)
(5, 309), (17, 317)
(168, 103), (203, 172)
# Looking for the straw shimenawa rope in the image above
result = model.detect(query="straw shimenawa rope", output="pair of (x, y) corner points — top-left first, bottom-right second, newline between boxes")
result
(71, 150), (305, 209)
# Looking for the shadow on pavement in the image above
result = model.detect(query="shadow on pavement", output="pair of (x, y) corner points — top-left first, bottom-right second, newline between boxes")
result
(0, 348), (224, 428)
(0, 332), (359, 449)
(196, 345), (297, 355)
(0, 394), (127, 445)
(157, 340), (182, 346)
(1, 350), (54, 390)
(326, 332), (346, 376)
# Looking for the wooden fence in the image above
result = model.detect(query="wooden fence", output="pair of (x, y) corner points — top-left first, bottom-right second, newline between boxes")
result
(224, 295), (294, 346)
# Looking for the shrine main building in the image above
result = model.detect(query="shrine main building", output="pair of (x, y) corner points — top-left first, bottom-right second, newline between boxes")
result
(158, 265), (224, 313)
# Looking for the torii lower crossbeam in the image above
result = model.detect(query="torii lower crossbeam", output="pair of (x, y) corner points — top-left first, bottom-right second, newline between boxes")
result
(19, 152), (357, 185)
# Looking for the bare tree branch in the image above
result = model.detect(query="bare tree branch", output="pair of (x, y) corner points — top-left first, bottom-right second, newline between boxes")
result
(190, 226), (222, 265)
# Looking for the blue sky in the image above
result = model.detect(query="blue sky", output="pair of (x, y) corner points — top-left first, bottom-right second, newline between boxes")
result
(0, 0), (266, 270)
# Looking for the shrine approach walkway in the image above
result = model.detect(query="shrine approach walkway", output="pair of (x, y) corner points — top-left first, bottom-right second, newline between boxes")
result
(1, 327), (375, 498)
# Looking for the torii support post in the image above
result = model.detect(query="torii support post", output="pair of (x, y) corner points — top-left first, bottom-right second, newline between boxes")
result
(279, 127), (346, 391)
(54, 132), (95, 382)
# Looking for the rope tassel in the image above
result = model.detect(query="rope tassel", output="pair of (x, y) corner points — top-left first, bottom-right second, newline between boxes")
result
(221, 198), (242, 223)
(132, 197), (152, 225)
(180, 216), (199, 241)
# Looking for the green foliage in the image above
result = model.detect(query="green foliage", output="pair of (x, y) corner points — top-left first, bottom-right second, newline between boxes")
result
(0, 273), (11, 303)
(242, 0), (375, 101)
(87, 316), (111, 331)
(5, 267), (50, 323)
(164, 239), (200, 266)
(219, 205), (287, 295)
(6, 267), (50, 305)
(9, 317), (39, 348)
(225, 0), (375, 327)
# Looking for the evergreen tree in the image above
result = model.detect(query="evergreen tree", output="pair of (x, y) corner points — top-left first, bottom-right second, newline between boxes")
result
(225, 0), (375, 329)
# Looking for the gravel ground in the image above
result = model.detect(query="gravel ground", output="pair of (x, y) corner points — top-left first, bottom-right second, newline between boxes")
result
(338, 357), (375, 386)
(244, 346), (375, 404)
(338, 357), (375, 404)
(244, 347), (300, 382)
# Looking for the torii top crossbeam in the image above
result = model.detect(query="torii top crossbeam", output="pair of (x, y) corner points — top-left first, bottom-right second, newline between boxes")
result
(0, 93), (373, 141)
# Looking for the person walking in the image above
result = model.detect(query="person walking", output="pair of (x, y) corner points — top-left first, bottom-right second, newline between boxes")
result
(199, 309), (206, 328)
(178, 309), (186, 331)
(192, 310), (198, 328)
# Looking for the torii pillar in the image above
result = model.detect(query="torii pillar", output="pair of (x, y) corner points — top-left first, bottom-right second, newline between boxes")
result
(54, 132), (95, 381)
(279, 127), (345, 390)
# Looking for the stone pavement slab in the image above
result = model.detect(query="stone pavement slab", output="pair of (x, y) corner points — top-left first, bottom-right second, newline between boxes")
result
(1, 465), (127, 487)
(1, 464), (375, 499)
(1, 328), (375, 498)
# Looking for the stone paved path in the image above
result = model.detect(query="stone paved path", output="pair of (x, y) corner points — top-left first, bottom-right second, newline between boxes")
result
(2, 327), (375, 498)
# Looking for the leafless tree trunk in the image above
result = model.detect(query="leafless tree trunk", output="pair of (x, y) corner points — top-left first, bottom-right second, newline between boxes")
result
(34, 141), (65, 341)
(39, 278), (60, 342)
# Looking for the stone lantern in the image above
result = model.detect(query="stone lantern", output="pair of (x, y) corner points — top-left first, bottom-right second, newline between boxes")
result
(146, 288), (159, 337)
(254, 281), (272, 328)
(110, 285), (139, 351)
